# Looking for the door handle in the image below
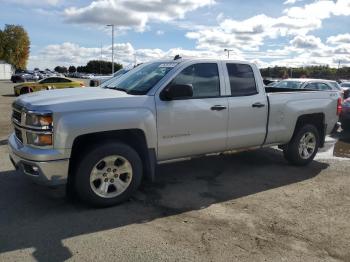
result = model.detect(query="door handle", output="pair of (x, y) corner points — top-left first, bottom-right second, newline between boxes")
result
(252, 102), (265, 108)
(211, 105), (227, 111)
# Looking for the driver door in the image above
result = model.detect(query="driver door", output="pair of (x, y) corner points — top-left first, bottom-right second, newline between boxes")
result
(155, 62), (229, 161)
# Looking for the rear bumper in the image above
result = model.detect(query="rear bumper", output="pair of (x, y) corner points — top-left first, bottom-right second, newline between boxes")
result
(8, 134), (69, 186)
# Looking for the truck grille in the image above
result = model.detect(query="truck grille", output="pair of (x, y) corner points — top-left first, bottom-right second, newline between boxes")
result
(12, 103), (24, 143)
(12, 103), (23, 124)
(12, 110), (22, 123)
(14, 127), (23, 143)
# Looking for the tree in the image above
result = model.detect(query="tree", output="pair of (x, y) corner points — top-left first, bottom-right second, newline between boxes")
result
(79, 60), (122, 74)
(68, 65), (76, 73)
(260, 66), (350, 80)
(54, 66), (68, 73)
(0, 24), (30, 69)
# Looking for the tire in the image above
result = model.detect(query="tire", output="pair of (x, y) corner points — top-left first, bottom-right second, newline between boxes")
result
(73, 142), (143, 207)
(283, 124), (320, 166)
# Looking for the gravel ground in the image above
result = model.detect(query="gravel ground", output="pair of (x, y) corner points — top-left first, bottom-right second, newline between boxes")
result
(0, 80), (349, 262)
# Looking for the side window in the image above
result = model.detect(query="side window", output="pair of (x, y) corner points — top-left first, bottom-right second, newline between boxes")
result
(41, 78), (52, 84)
(171, 63), (220, 98)
(59, 78), (71, 83)
(305, 83), (318, 90)
(226, 63), (257, 96)
(317, 83), (331, 90)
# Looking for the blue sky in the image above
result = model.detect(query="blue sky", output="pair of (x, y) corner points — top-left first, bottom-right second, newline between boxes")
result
(0, 0), (349, 69)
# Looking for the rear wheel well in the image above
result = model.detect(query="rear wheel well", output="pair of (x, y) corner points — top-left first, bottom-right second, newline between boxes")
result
(69, 129), (156, 184)
(20, 86), (32, 94)
(293, 113), (325, 147)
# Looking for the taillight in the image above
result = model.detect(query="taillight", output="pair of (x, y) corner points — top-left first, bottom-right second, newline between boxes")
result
(337, 97), (342, 116)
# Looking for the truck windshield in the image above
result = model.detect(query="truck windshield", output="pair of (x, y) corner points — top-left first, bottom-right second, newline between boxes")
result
(99, 68), (130, 88)
(274, 80), (304, 89)
(104, 62), (178, 95)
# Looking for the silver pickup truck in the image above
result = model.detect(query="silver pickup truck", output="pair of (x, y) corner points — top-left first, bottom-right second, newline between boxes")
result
(8, 59), (341, 206)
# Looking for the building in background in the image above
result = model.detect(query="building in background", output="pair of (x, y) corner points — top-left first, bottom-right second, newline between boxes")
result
(0, 60), (13, 80)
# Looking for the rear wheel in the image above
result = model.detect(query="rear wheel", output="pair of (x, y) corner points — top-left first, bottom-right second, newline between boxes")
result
(73, 142), (143, 207)
(283, 124), (320, 166)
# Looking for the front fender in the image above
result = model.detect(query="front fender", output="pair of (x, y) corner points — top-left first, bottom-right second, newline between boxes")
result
(54, 108), (157, 150)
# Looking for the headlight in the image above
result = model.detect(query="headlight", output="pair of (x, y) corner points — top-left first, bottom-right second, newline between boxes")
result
(26, 132), (53, 146)
(26, 112), (53, 128)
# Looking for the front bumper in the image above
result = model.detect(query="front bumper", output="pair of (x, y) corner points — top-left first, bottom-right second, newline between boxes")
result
(8, 133), (69, 186)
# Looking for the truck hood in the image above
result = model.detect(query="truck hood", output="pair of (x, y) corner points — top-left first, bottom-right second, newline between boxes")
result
(15, 87), (151, 113)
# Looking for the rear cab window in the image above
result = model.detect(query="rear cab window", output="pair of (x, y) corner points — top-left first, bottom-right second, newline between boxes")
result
(226, 63), (258, 96)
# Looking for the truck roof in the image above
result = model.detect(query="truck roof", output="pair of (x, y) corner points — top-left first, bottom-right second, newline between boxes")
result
(153, 58), (254, 65)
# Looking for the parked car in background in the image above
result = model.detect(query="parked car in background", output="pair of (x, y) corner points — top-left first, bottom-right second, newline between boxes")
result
(11, 73), (26, 83)
(90, 68), (130, 87)
(11, 71), (39, 83)
(266, 80), (280, 87)
(14, 76), (85, 96)
(273, 78), (343, 98)
(340, 98), (350, 131)
(8, 58), (341, 207)
(274, 78), (340, 90)
(81, 74), (95, 79)
(263, 79), (280, 86)
(340, 82), (350, 98)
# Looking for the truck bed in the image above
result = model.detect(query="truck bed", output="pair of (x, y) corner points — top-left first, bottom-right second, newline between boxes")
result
(264, 89), (339, 146)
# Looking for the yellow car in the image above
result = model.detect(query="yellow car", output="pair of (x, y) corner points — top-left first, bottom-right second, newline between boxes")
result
(14, 77), (85, 96)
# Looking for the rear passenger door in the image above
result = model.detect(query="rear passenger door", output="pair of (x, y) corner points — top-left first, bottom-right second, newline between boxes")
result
(156, 62), (229, 160)
(224, 63), (268, 149)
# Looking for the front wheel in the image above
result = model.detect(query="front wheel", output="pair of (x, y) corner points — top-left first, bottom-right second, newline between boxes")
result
(283, 124), (320, 166)
(73, 142), (143, 207)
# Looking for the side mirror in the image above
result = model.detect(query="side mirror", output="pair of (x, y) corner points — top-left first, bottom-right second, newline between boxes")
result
(161, 84), (193, 101)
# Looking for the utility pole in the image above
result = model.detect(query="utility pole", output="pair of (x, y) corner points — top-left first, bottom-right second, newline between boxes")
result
(106, 24), (115, 74)
(224, 48), (233, 59)
(100, 43), (102, 75)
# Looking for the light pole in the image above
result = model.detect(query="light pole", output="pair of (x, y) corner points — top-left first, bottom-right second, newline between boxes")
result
(224, 48), (233, 59)
(107, 24), (115, 74)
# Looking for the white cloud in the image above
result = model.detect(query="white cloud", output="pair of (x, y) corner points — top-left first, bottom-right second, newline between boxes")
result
(290, 35), (323, 49)
(184, 0), (350, 68)
(27, 38), (350, 70)
(283, 0), (303, 5)
(26, 0), (350, 69)
(64, 0), (214, 31)
(28, 41), (227, 69)
(327, 33), (350, 45)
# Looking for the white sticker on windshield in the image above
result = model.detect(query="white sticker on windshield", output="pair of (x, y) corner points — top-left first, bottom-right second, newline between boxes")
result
(159, 63), (177, 68)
